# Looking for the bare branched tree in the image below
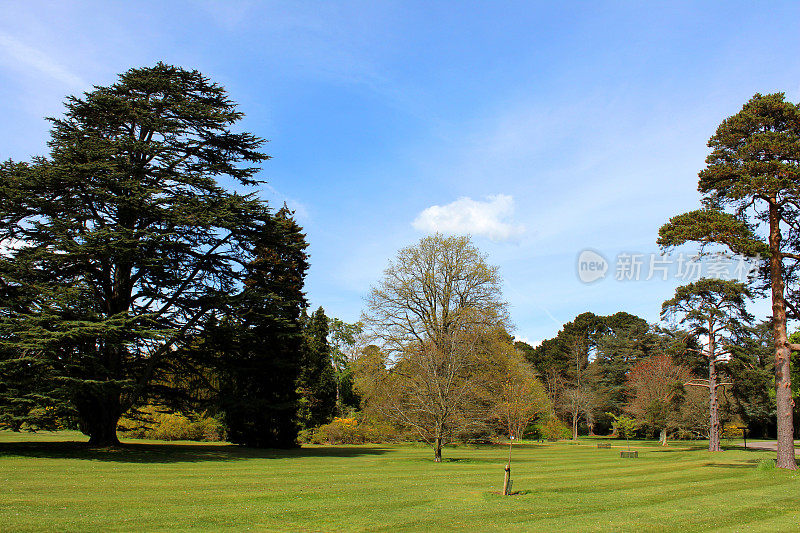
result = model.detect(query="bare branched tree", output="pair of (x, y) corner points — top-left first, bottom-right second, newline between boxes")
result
(362, 234), (508, 461)
(626, 353), (691, 446)
(482, 338), (551, 440)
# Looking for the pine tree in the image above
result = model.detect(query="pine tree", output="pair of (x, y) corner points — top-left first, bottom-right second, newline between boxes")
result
(661, 279), (753, 451)
(658, 93), (800, 468)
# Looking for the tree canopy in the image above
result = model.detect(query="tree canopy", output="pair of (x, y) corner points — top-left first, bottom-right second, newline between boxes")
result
(0, 63), (307, 446)
(658, 93), (800, 468)
(361, 234), (513, 461)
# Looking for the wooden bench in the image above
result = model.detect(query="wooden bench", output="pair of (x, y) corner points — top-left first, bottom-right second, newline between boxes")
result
(597, 443), (612, 449)
(620, 451), (638, 458)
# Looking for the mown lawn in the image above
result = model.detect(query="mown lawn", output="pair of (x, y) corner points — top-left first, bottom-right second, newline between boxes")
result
(1, 431), (798, 532)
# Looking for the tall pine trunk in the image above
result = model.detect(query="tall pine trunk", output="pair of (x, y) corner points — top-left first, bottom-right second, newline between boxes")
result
(708, 353), (721, 452)
(769, 201), (797, 469)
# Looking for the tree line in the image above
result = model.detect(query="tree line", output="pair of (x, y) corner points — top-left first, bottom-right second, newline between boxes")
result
(348, 93), (800, 468)
(1, 64), (799, 470)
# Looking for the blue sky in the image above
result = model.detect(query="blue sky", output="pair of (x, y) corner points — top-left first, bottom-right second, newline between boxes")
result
(1, 1), (799, 345)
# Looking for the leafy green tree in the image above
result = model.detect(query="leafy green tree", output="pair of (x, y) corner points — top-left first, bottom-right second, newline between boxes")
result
(296, 307), (337, 430)
(328, 317), (363, 413)
(658, 93), (800, 468)
(0, 63), (277, 445)
(661, 278), (752, 451)
(352, 344), (391, 419)
(483, 340), (551, 440)
(608, 413), (639, 450)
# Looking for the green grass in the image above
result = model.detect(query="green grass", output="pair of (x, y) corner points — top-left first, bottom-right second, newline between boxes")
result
(1, 431), (799, 532)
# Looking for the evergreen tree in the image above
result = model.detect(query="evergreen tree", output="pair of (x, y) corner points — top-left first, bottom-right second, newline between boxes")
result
(592, 321), (651, 431)
(296, 307), (336, 429)
(592, 313), (652, 413)
(658, 93), (800, 468)
(661, 278), (753, 451)
(727, 321), (776, 438)
(0, 63), (280, 445)
(216, 207), (309, 447)
(526, 312), (606, 413)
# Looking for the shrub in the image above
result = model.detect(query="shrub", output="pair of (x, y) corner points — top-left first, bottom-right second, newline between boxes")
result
(300, 413), (402, 444)
(296, 428), (315, 444)
(315, 417), (362, 444)
(722, 422), (746, 439)
(757, 459), (776, 471)
(149, 412), (194, 441)
(23, 406), (68, 431)
(193, 416), (226, 442)
(119, 406), (225, 442)
(536, 417), (571, 441)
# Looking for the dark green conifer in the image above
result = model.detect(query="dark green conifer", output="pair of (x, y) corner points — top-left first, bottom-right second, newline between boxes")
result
(0, 64), (306, 446)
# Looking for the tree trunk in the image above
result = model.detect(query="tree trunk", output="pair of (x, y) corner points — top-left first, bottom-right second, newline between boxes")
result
(334, 377), (341, 417)
(769, 201), (797, 469)
(434, 437), (442, 463)
(76, 386), (121, 447)
(660, 428), (667, 446)
(708, 344), (721, 452)
(502, 464), (511, 495)
(572, 408), (578, 440)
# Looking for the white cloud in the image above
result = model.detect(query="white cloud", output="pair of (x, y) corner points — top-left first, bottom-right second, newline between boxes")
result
(0, 31), (87, 88)
(412, 194), (525, 241)
(512, 335), (541, 348)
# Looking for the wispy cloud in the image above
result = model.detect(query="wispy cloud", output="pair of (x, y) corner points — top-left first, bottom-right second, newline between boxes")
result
(199, 0), (258, 31)
(0, 31), (86, 88)
(260, 184), (311, 223)
(412, 194), (525, 241)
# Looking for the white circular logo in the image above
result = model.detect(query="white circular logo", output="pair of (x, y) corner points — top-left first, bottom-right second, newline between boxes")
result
(577, 249), (608, 283)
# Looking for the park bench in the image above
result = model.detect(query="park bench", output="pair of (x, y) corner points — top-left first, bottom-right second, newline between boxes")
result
(597, 443), (612, 448)
(620, 451), (638, 458)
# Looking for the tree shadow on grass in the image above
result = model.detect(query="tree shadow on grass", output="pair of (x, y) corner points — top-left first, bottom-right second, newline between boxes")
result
(442, 457), (498, 464)
(702, 459), (761, 469)
(487, 489), (534, 496)
(416, 454), (540, 465)
(0, 440), (392, 463)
